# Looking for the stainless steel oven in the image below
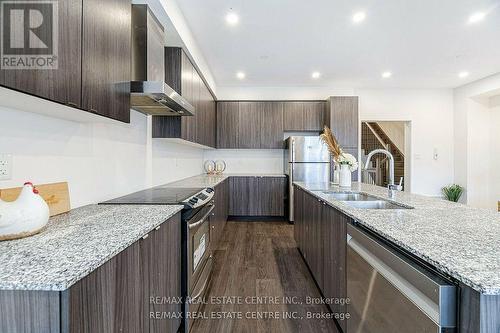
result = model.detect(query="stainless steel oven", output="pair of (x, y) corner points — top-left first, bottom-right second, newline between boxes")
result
(183, 198), (215, 332)
(347, 224), (457, 333)
(100, 185), (216, 333)
(187, 203), (214, 305)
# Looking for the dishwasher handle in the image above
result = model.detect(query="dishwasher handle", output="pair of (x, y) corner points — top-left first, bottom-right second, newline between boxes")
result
(347, 224), (456, 328)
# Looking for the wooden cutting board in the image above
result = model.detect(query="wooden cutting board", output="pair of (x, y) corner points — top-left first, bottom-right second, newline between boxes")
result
(0, 182), (70, 217)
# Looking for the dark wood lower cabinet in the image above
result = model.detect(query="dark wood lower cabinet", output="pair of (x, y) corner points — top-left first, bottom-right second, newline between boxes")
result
(322, 203), (348, 333)
(0, 213), (181, 333)
(293, 186), (347, 332)
(258, 176), (286, 216)
(142, 214), (182, 333)
(0, 291), (61, 333)
(229, 176), (286, 217)
(62, 241), (141, 333)
(211, 179), (229, 249)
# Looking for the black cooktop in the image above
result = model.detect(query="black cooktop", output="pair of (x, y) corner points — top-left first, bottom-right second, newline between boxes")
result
(100, 186), (203, 205)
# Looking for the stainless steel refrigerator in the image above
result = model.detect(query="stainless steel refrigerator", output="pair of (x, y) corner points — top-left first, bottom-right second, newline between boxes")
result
(284, 136), (330, 221)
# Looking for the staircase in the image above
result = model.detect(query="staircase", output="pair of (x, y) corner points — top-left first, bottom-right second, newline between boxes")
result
(361, 122), (405, 189)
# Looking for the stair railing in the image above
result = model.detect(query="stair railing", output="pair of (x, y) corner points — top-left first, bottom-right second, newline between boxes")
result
(365, 122), (389, 150)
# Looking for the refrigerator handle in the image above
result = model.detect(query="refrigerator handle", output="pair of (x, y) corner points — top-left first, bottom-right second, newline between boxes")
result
(291, 138), (295, 163)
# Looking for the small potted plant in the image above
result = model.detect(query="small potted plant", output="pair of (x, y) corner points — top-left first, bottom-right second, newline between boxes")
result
(442, 184), (464, 202)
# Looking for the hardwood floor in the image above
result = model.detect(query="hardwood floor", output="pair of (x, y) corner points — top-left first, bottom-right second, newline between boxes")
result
(191, 222), (340, 333)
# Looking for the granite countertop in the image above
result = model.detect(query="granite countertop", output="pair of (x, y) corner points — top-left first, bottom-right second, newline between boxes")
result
(0, 204), (183, 291)
(167, 173), (287, 188)
(294, 181), (500, 295)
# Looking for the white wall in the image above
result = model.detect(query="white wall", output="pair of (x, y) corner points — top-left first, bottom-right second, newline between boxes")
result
(152, 139), (205, 185)
(203, 149), (284, 174)
(454, 73), (500, 209)
(0, 108), (204, 208)
(355, 89), (455, 196)
(217, 86), (354, 100)
(492, 105), (500, 208)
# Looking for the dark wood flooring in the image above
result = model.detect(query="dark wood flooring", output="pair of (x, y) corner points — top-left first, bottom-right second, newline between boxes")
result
(191, 221), (340, 333)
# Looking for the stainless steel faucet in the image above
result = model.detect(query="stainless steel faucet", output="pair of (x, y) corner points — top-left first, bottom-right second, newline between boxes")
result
(365, 149), (403, 198)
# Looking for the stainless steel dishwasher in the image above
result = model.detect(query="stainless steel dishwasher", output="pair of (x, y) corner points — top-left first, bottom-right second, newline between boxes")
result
(347, 224), (457, 333)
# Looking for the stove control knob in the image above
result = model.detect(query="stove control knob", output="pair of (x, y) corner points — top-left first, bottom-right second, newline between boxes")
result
(206, 188), (214, 193)
(189, 198), (198, 204)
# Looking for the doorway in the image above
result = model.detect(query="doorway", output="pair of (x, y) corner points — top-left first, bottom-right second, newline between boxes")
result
(360, 121), (411, 191)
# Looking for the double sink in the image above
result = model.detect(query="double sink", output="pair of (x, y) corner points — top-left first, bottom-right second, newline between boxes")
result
(320, 191), (411, 210)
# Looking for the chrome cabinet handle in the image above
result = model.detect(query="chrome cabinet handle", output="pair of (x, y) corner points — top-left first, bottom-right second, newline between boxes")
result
(142, 234), (149, 240)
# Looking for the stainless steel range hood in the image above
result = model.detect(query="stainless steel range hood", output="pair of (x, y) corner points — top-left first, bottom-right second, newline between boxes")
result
(131, 5), (194, 116)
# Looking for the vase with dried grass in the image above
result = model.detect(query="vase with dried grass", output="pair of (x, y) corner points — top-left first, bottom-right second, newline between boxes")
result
(320, 126), (342, 185)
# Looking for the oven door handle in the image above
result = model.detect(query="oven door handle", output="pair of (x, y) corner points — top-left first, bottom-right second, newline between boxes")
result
(188, 204), (215, 230)
(192, 255), (214, 300)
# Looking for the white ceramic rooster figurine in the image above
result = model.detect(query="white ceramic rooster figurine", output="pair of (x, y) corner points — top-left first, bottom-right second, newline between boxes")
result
(0, 182), (50, 241)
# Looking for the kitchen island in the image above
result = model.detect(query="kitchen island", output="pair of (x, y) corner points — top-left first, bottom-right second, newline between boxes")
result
(294, 181), (500, 333)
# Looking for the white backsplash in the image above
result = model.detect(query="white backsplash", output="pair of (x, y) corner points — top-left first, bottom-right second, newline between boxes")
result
(203, 149), (284, 174)
(0, 108), (204, 208)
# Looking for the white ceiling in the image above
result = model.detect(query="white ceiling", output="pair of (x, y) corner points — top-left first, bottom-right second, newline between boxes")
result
(174, 0), (500, 89)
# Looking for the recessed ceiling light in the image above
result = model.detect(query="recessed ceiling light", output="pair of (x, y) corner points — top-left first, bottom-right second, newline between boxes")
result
(236, 71), (246, 79)
(312, 71), (321, 79)
(352, 12), (366, 23)
(458, 71), (470, 78)
(381, 71), (392, 78)
(226, 11), (239, 25)
(468, 12), (486, 24)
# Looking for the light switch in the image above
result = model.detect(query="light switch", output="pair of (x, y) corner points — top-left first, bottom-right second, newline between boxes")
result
(433, 148), (438, 160)
(0, 154), (12, 180)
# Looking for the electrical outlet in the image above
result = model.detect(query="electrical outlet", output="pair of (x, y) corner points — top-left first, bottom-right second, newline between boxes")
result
(0, 154), (12, 180)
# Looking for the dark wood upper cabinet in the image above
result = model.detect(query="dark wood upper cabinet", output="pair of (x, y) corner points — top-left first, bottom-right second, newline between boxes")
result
(216, 100), (326, 148)
(0, 0), (82, 108)
(260, 102), (284, 149)
(283, 102), (304, 131)
(82, 0), (131, 123)
(207, 95), (217, 148)
(195, 70), (216, 147)
(0, 0), (131, 123)
(217, 102), (239, 148)
(303, 101), (325, 131)
(154, 47), (215, 148)
(326, 96), (359, 148)
(238, 102), (262, 149)
(216, 101), (284, 149)
(179, 50), (197, 142)
(283, 101), (326, 131)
